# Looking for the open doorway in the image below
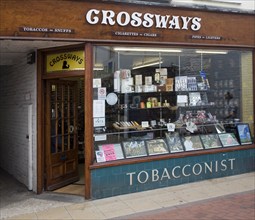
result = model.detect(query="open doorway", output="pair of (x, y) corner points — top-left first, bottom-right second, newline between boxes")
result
(44, 78), (85, 196)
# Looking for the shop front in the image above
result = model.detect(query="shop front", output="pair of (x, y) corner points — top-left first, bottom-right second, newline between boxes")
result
(89, 45), (254, 199)
(0, 1), (254, 199)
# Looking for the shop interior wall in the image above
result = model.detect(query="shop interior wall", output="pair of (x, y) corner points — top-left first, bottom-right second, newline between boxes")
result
(0, 57), (37, 191)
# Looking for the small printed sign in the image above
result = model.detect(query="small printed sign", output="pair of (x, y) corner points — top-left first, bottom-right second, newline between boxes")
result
(19, 26), (75, 34)
(93, 78), (102, 88)
(167, 123), (175, 132)
(95, 150), (106, 163)
(98, 87), (106, 100)
(94, 134), (107, 141)
(113, 31), (160, 38)
(94, 117), (106, 127)
(190, 35), (222, 41)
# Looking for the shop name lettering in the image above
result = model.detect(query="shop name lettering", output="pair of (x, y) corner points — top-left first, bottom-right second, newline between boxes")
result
(86, 9), (201, 31)
(126, 158), (235, 185)
(49, 54), (83, 67)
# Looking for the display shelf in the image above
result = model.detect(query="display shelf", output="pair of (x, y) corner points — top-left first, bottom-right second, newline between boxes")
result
(94, 127), (168, 136)
(178, 104), (215, 109)
(116, 91), (175, 95)
(93, 120), (253, 163)
(116, 106), (178, 111)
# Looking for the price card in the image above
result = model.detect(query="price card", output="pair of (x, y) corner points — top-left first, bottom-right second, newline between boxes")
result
(141, 121), (149, 128)
(93, 117), (105, 127)
(167, 123), (175, 132)
(94, 134), (107, 141)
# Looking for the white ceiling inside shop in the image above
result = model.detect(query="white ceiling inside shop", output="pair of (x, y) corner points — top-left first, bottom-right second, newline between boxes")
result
(0, 40), (83, 66)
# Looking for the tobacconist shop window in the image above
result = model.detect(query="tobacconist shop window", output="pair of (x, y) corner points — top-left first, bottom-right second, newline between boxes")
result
(92, 46), (254, 163)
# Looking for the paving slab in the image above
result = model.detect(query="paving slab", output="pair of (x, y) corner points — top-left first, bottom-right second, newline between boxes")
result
(1, 168), (254, 220)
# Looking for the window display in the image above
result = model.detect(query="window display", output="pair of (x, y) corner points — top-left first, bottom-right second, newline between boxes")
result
(218, 133), (240, 147)
(165, 132), (184, 153)
(146, 139), (169, 155)
(236, 123), (253, 145)
(92, 46), (253, 163)
(98, 143), (124, 162)
(122, 141), (147, 158)
(200, 134), (222, 149)
(181, 135), (204, 151)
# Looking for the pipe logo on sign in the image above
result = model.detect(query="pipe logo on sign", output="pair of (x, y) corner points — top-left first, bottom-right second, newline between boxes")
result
(46, 51), (84, 73)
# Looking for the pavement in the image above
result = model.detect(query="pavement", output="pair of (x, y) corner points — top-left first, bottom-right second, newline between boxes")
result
(0, 169), (254, 220)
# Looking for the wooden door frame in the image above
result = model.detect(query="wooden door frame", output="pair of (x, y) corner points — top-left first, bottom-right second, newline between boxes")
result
(84, 43), (93, 199)
(37, 44), (93, 198)
(45, 80), (79, 190)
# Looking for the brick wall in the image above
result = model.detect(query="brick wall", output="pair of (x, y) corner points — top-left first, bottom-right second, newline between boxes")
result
(0, 56), (37, 191)
(241, 52), (254, 135)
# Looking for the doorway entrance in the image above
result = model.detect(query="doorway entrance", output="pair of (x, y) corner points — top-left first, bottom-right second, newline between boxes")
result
(45, 79), (85, 195)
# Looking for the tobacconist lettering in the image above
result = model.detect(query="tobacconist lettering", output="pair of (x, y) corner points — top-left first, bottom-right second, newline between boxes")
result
(126, 158), (235, 185)
(86, 9), (201, 31)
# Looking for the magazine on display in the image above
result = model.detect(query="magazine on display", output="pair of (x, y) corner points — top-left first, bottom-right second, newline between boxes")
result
(200, 134), (222, 149)
(236, 123), (253, 145)
(181, 135), (204, 151)
(122, 140), (147, 158)
(165, 132), (184, 153)
(218, 133), (240, 147)
(146, 139), (169, 155)
(98, 143), (124, 161)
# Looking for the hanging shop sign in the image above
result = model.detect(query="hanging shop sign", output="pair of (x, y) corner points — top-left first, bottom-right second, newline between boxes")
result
(85, 9), (202, 31)
(46, 51), (84, 73)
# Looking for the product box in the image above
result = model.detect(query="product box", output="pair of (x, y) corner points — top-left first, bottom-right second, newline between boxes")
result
(157, 85), (166, 92)
(143, 85), (157, 92)
(166, 84), (173, 91)
(121, 78), (134, 93)
(156, 68), (168, 84)
(135, 85), (143, 93)
(189, 92), (201, 106)
(114, 70), (121, 92)
(177, 95), (188, 106)
(120, 69), (131, 79)
(121, 77), (134, 86)
(145, 76), (152, 85)
(175, 76), (188, 91)
(187, 77), (197, 91)
(121, 85), (134, 93)
(166, 78), (174, 85)
(135, 75), (143, 85)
